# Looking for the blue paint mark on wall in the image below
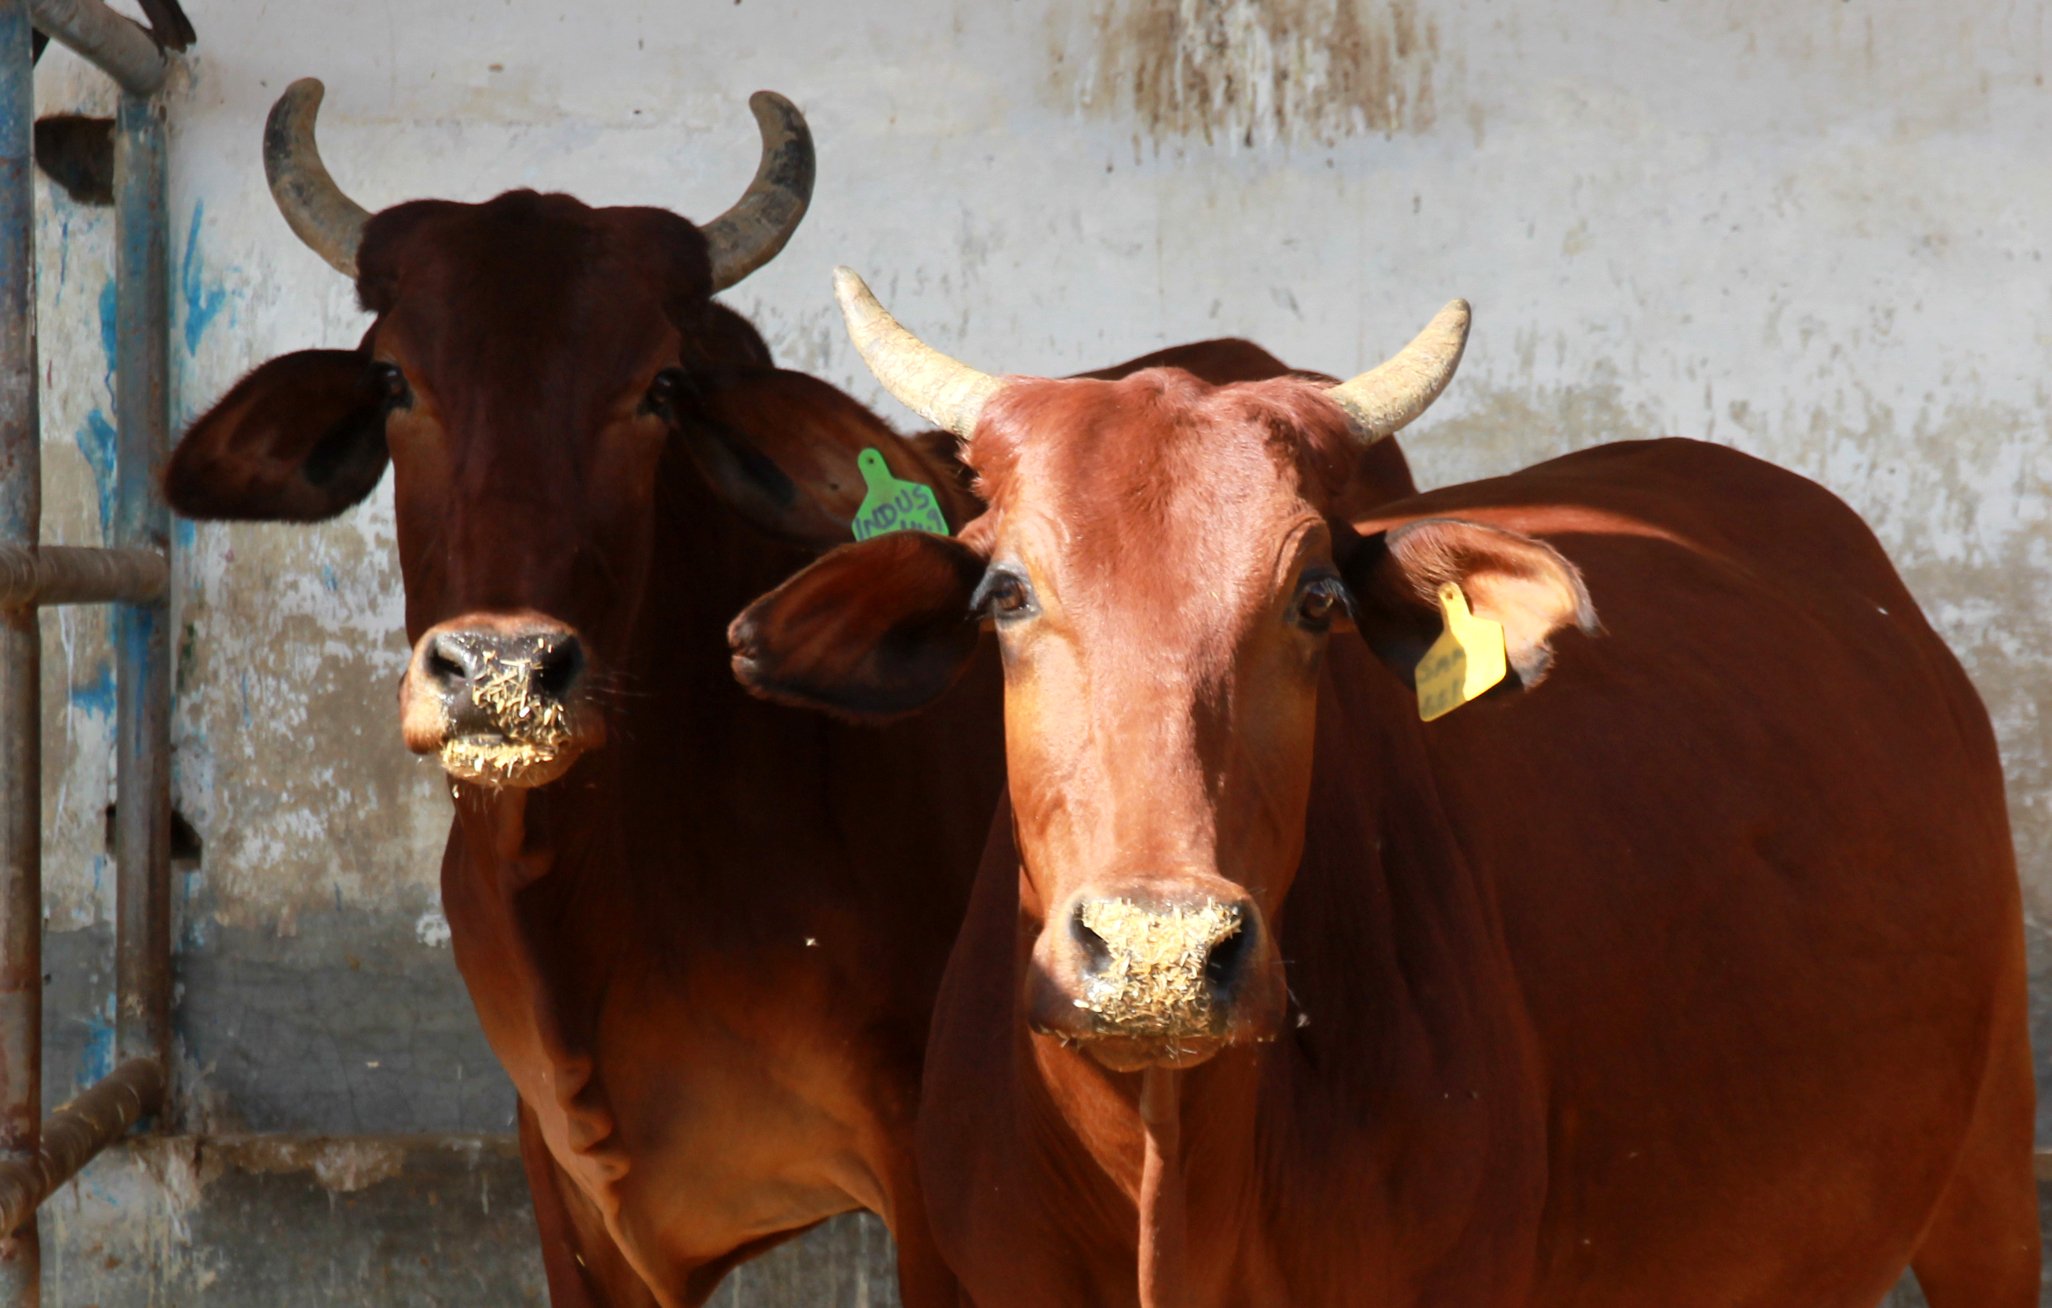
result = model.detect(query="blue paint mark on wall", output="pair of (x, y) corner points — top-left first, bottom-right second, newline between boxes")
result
(69, 279), (121, 535)
(97, 277), (118, 376)
(180, 201), (229, 357)
(174, 517), (196, 552)
(69, 659), (115, 718)
(73, 409), (117, 535)
(79, 993), (115, 1087)
(320, 564), (338, 592)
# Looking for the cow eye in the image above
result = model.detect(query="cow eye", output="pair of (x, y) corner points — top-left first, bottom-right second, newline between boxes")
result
(371, 362), (411, 410)
(1292, 574), (1351, 631)
(971, 568), (1036, 623)
(644, 368), (689, 416)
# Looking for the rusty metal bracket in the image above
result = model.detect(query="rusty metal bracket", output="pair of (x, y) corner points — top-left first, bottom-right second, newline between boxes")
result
(0, 545), (167, 608)
(0, 1059), (162, 1236)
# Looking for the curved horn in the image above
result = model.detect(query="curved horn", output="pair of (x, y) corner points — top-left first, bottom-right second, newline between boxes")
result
(263, 79), (372, 280)
(833, 268), (1003, 439)
(702, 92), (816, 293)
(1325, 299), (1472, 443)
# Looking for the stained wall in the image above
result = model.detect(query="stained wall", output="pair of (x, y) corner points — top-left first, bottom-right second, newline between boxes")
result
(21, 0), (2050, 1301)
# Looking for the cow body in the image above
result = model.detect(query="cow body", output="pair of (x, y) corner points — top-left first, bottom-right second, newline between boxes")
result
(732, 273), (2037, 1308)
(437, 462), (1005, 1301)
(916, 438), (2033, 1306)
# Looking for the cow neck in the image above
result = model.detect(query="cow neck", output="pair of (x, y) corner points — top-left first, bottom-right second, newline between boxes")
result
(1002, 640), (1539, 1299)
(1136, 1067), (1187, 1308)
(452, 780), (543, 872)
(593, 442), (993, 946)
(626, 454), (841, 892)
(1253, 636), (1545, 1290)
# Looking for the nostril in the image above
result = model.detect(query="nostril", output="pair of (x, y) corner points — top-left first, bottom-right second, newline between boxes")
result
(424, 636), (473, 689)
(1070, 909), (1113, 976)
(533, 637), (585, 700)
(1204, 916), (1254, 995)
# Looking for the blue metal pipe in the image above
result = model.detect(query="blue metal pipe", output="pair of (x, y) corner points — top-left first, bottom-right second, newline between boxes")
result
(0, 0), (40, 1298)
(110, 90), (168, 1093)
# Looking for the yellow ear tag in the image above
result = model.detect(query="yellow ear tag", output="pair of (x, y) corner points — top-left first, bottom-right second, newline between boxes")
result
(1415, 582), (1508, 722)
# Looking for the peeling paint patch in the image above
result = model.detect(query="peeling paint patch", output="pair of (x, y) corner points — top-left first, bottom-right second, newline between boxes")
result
(214, 1137), (411, 1194)
(1046, 0), (1443, 148)
(181, 200), (231, 356)
(415, 910), (452, 948)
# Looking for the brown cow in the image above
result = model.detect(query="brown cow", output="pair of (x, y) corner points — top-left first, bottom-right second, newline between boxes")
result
(163, 82), (1407, 1306)
(730, 270), (2039, 1307)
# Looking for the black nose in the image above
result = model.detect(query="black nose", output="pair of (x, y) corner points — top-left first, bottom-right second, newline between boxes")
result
(423, 628), (585, 732)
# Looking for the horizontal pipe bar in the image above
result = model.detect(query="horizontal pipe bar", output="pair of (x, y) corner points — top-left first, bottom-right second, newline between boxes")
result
(0, 543), (166, 607)
(151, 1130), (523, 1164)
(25, 0), (162, 96)
(0, 1056), (161, 1235)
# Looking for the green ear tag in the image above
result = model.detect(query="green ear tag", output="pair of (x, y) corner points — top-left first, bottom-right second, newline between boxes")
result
(851, 448), (950, 542)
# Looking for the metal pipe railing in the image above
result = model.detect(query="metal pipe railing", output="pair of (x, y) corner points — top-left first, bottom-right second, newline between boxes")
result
(110, 89), (169, 1086)
(0, 1058), (160, 1235)
(0, 544), (167, 607)
(0, 2), (42, 1294)
(0, 2), (175, 1299)
(22, 0), (161, 97)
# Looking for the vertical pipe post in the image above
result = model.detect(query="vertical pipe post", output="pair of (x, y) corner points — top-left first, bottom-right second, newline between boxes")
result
(0, 1), (38, 1300)
(111, 90), (168, 1102)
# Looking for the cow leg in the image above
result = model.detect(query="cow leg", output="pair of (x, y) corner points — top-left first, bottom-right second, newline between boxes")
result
(519, 1102), (664, 1308)
(1908, 1002), (2040, 1307)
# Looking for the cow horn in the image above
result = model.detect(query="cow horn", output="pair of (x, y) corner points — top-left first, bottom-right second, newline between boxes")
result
(263, 79), (372, 280)
(833, 268), (1004, 439)
(1325, 299), (1472, 443)
(702, 92), (816, 293)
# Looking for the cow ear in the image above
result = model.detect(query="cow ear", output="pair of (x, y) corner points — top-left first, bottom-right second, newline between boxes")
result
(165, 350), (389, 522)
(728, 531), (988, 719)
(672, 367), (977, 552)
(1342, 517), (1598, 690)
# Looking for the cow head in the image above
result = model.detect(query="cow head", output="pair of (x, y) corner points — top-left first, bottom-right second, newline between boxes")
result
(166, 82), (945, 790)
(731, 272), (1596, 1071)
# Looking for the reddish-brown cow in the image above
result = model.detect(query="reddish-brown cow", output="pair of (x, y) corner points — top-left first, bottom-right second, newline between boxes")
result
(731, 270), (2039, 1307)
(163, 83), (1407, 1307)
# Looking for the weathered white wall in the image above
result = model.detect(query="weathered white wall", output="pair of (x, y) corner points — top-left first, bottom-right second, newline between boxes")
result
(22, 0), (2051, 1301)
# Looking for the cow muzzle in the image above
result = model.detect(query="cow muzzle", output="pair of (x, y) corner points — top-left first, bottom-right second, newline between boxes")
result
(400, 613), (605, 788)
(1028, 883), (1283, 1071)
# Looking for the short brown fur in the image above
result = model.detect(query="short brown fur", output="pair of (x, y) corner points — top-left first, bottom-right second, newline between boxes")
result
(734, 352), (2037, 1306)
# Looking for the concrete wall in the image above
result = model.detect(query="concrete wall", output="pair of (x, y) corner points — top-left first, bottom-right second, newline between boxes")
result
(22, 0), (2050, 1301)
